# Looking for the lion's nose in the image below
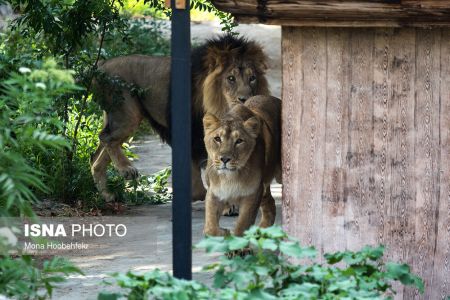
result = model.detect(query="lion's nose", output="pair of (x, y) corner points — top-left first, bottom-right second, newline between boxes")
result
(220, 157), (231, 164)
(238, 96), (247, 102)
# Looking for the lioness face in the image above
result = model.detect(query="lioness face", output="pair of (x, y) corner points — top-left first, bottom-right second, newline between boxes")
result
(203, 114), (260, 174)
(222, 62), (258, 106)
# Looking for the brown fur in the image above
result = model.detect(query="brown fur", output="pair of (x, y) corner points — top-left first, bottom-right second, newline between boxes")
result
(90, 35), (270, 203)
(202, 96), (281, 236)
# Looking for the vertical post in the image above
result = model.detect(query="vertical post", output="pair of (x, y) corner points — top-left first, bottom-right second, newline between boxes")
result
(170, 0), (192, 279)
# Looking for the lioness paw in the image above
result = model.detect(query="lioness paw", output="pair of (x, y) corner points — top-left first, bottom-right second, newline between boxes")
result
(222, 204), (239, 217)
(226, 247), (253, 259)
(204, 227), (230, 237)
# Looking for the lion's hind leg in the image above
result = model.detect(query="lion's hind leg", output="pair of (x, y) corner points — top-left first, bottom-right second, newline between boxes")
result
(90, 142), (115, 203)
(100, 93), (143, 181)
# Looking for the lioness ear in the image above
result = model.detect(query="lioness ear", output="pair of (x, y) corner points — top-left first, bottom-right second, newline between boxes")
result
(244, 117), (260, 138)
(203, 113), (220, 132)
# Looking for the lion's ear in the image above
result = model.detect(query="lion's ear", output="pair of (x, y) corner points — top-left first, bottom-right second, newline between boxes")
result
(257, 59), (268, 73)
(246, 42), (268, 73)
(244, 117), (260, 138)
(203, 113), (220, 132)
(205, 47), (228, 71)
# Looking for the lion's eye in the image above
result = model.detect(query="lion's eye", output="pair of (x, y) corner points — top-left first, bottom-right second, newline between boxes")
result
(235, 138), (243, 145)
(214, 136), (221, 143)
(249, 75), (256, 82)
(227, 75), (236, 82)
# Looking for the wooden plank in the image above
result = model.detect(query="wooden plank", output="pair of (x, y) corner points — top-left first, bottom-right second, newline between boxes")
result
(321, 28), (351, 254)
(297, 28), (327, 256)
(235, 18), (450, 28)
(281, 27), (303, 235)
(373, 28), (392, 250)
(372, 28), (417, 298)
(431, 28), (450, 300)
(407, 28), (441, 299)
(344, 29), (376, 251)
(211, 0), (450, 27)
(282, 27), (328, 254)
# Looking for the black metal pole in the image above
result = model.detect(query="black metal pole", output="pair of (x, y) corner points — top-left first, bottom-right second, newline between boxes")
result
(170, 0), (192, 280)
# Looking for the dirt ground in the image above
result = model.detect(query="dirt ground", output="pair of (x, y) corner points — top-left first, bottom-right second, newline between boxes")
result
(52, 22), (281, 299)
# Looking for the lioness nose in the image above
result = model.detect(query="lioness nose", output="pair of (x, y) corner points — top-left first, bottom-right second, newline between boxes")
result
(238, 96), (247, 102)
(220, 157), (231, 164)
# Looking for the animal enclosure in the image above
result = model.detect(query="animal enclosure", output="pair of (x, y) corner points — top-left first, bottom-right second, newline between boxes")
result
(211, 1), (450, 299)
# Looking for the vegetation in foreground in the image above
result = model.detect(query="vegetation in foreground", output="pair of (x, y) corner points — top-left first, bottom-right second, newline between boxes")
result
(99, 226), (424, 300)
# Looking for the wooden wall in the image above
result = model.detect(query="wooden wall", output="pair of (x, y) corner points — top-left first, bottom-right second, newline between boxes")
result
(282, 27), (449, 299)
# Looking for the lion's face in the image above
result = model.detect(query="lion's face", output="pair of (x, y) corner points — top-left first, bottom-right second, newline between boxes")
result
(203, 113), (260, 174)
(200, 37), (270, 117)
(221, 62), (259, 105)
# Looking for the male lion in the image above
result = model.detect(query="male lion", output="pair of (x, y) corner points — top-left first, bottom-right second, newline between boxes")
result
(90, 35), (270, 204)
(202, 95), (281, 236)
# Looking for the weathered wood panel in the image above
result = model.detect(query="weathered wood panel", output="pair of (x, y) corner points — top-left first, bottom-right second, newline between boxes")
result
(282, 27), (450, 299)
(211, 0), (450, 27)
(432, 27), (450, 300)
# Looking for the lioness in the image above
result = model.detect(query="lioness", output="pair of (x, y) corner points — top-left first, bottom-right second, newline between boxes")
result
(90, 35), (270, 204)
(202, 95), (281, 236)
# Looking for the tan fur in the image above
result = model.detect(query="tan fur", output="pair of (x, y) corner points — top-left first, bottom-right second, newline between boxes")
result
(90, 38), (270, 203)
(202, 96), (281, 236)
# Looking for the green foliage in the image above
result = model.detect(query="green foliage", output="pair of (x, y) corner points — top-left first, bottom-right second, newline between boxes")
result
(102, 18), (170, 57)
(99, 226), (424, 300)
(0, 251), (83, 300)
(0, 62), (83, 300)
(143, 0), (238, 33)
(107, 167), (172, 205)
(190, 0), (237, 33)
(0, 60), (79, 217)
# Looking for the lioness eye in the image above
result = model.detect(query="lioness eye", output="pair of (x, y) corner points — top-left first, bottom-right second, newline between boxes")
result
(249, 75), (256, 82)
(214, 136), (221, 143)
(235, 138), (243, 145)
(227, 75), (236, 82)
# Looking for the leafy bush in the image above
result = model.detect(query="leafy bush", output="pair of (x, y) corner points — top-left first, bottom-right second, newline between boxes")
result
(107, 167), (172, 206)
(0, 249), (82, 299)
(0, 59), (79, 217)
(0, 61), (82, 299)
(102, 17), (170, 57)
(98, 226), (424, 300)
(0, 1), (174, 208)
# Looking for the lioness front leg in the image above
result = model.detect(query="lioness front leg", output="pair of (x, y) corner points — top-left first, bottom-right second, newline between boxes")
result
(233, 186), (263, 236)
(258, 185), (276, 228)
(204, 191), (229, 236)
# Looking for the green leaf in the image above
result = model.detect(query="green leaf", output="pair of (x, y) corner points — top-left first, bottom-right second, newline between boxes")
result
(196, 236), (228, 253)
(97, 292), (121, 300)
(260, 226), (286, 239)
(386, 263), (424, 293)
(324, 252), (345, 264)
(228, 236), (249, 250)
(280, 241), (316, 258)
(261, 238), (277, 251)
